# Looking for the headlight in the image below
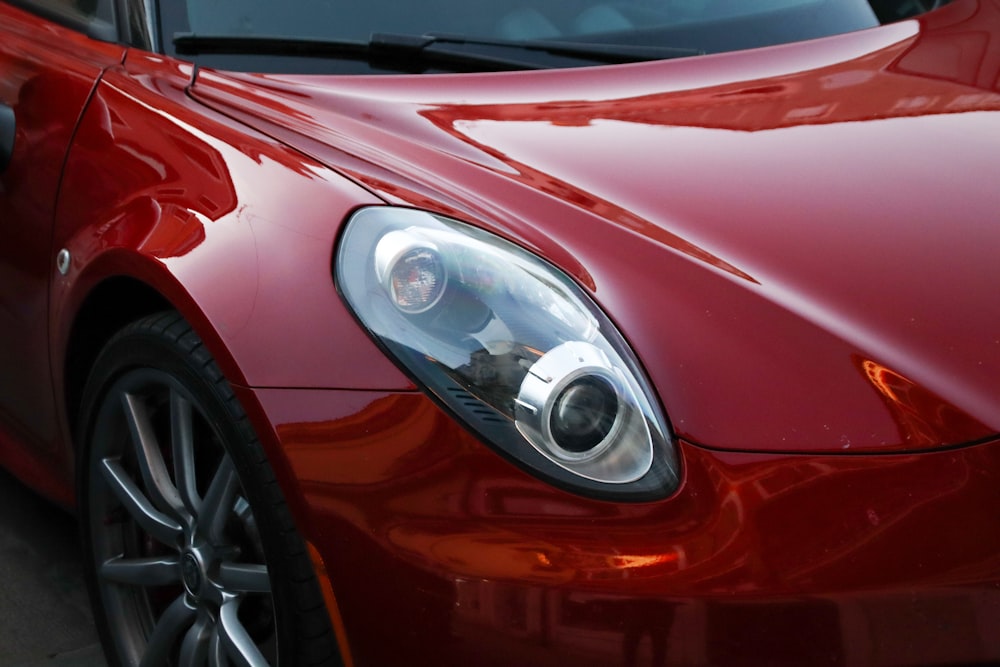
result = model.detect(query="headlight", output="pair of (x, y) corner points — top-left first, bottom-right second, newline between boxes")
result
(335, 207), (679, 501)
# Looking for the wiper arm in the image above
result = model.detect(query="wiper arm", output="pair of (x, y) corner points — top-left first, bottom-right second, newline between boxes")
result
(173, 32), (545, 71)
(173, 31), (700, 72)
(391, 32), (702, 64)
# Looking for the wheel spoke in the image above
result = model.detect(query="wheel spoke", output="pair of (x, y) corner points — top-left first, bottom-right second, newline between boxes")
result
(218, 563), (270, 594)
(122, 392), (188, 522)
(100, 555), (180, 587)
(139, 594), (196, 667)
(171, 389), (202, 516)
(198, 456), (239, 544)
(101, 458), (183, 547)
(219, 596), (270, 667)
(180, 612), (214, 666)
(233, 498), (257, 539)
(209, 629), (228, 667)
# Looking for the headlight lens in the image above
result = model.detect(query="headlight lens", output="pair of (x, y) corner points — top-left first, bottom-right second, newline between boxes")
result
(336, 207), (679, 501)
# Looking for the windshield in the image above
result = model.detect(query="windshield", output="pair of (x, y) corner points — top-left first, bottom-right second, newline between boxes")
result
(162, 0), (951, 73)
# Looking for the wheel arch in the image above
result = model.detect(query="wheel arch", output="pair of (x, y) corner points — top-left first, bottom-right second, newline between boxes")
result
(53, 250), (316, 534)
(61, 275), (171, 443)
(55, 252), (258, 457)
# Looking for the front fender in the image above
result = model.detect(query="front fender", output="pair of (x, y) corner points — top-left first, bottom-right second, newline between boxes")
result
(51, 53), (411, 394)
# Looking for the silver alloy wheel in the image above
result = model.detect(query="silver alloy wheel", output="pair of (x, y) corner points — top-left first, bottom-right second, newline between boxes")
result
(88, 369), (277, 667)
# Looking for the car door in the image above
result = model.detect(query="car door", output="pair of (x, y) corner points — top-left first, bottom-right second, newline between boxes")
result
(0, 1), (123, 465)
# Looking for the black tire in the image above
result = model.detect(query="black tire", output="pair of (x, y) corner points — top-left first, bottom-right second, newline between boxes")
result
(77, 311), (339, 667)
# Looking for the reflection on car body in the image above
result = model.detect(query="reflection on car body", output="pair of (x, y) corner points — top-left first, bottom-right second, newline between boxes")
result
(1, 0), (999, 665)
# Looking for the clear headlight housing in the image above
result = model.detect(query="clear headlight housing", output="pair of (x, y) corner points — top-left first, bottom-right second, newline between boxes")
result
(336, 207), (679, 501)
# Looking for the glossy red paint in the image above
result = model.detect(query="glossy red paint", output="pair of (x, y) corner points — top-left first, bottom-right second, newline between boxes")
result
(0, 1), (997, 665)
(0, 2), (125, 503)
(242, 384), (1000, 666)
(190, 0), (1000, 454)
(52, 51), (408, 395)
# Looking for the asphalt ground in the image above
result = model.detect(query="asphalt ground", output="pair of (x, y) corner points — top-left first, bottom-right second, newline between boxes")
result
(0, 468), (106, 666)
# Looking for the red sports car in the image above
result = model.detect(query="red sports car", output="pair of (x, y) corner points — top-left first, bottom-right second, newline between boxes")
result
(1, 0), (998, 665)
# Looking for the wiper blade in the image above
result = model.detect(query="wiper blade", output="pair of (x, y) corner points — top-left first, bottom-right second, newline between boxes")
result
(172, 31), (700, 72)
(174, 33), (369, 58)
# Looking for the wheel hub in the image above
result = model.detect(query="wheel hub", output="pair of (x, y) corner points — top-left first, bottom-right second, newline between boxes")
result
(181, 551), (205, 598)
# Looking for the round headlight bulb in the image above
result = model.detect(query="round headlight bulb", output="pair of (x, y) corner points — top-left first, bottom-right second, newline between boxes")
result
(549, 374), (620, 453)
(516, 342), (628, 464)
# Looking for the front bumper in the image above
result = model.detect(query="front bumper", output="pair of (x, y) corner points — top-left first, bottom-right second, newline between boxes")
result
(239, 385), (1000, 667)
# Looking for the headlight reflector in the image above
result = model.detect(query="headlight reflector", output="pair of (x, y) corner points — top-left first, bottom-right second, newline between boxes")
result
(375, 230), (448, 314)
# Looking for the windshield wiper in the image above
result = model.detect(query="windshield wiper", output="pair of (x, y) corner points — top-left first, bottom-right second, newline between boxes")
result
(172, 31), (700, 72)
(392, 32), (702, 64)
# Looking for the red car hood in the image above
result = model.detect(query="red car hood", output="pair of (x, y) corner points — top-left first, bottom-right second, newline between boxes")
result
(189, 0), (1000, 454)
